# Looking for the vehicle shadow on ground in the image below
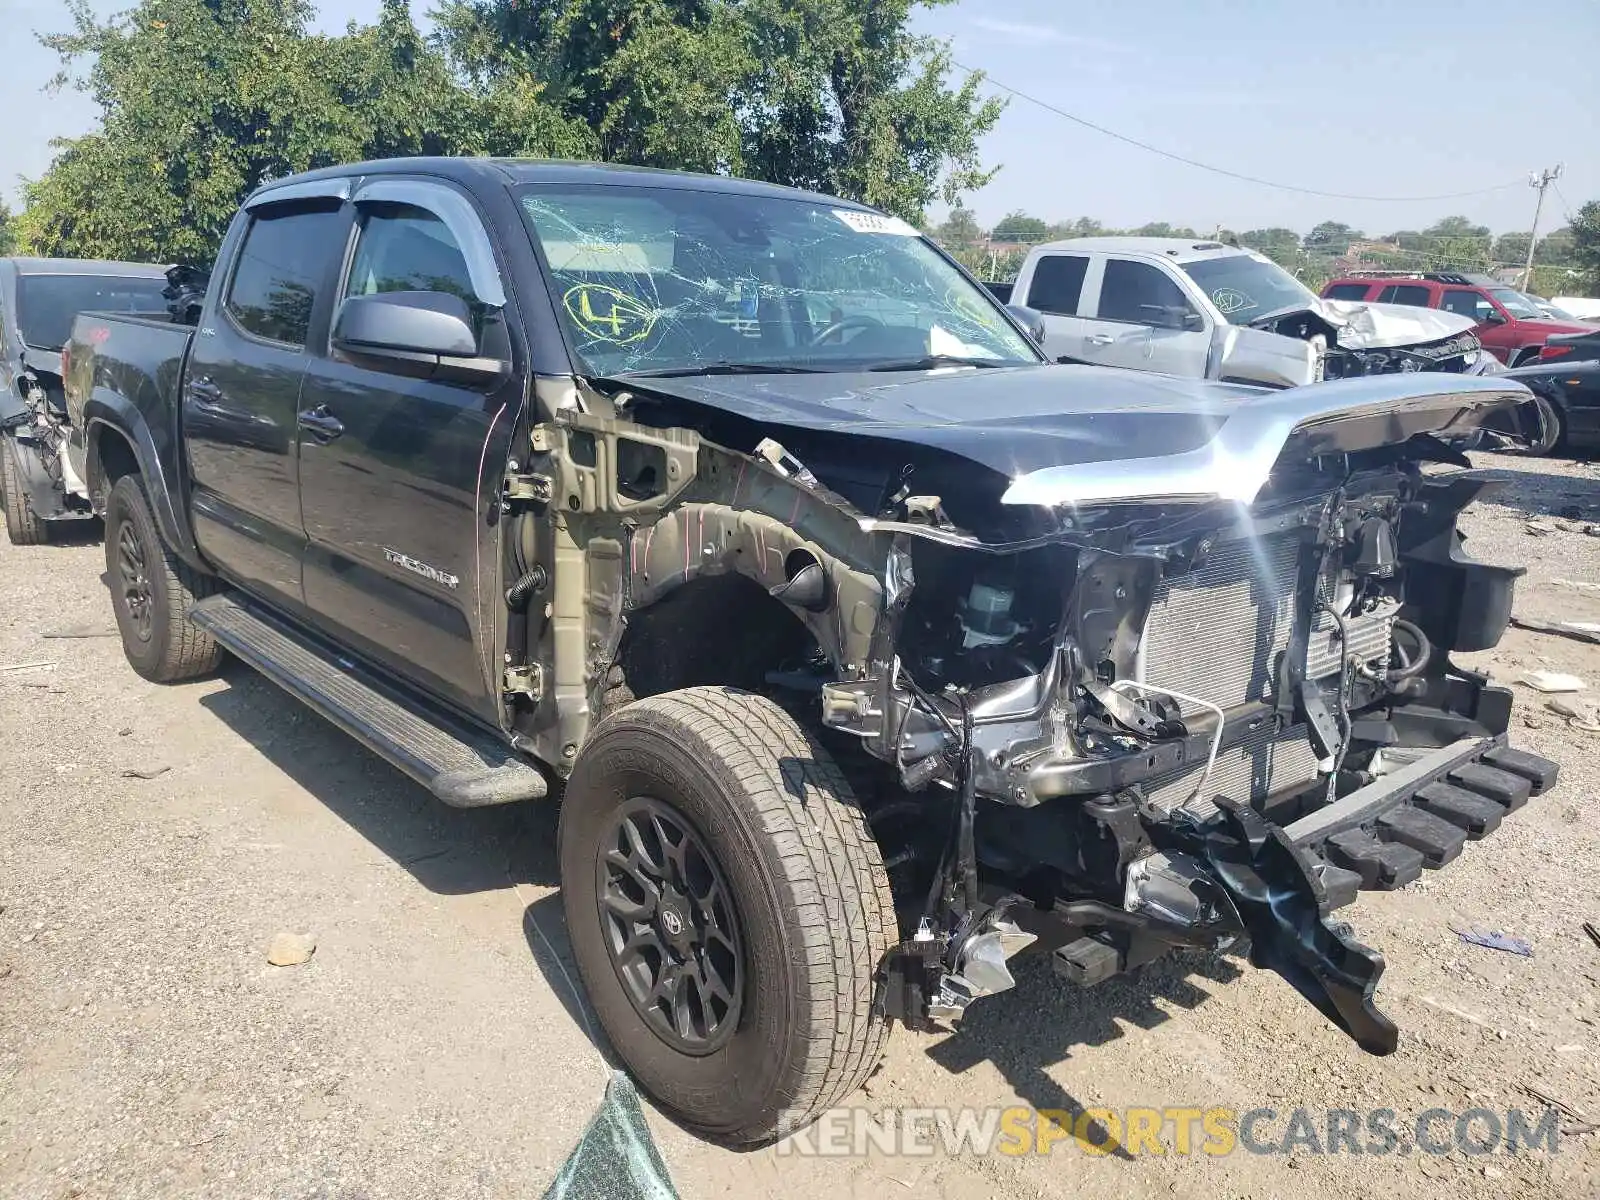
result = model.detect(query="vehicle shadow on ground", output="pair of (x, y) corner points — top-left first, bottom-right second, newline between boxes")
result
(195, 663), (1249, 1156)
(922, 949), (1245, 1160)
(198, 663), (561, 893)
(1476, 458), (1600, 519)
(198, 665), (613, 1055)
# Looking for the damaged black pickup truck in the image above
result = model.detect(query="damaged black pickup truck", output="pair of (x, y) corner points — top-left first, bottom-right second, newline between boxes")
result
(64, 159), (1557, 1146)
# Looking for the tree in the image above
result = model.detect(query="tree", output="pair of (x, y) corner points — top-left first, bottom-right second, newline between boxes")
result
(1238, 227), (1300, 270)
(989, 210), (1050, 243)
(1132, 221), (1196, 239)
(17, 0), (588, 261)
(433, 0), (1004, 223)
(0, 202), (14, 256)
(932, 206), (982, 248)
(1569, 200), (1600, 294)
(1303, 221), (1361, 255)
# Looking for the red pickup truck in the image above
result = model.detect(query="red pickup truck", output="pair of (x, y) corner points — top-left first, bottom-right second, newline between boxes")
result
(1322, 272), (1591, 367)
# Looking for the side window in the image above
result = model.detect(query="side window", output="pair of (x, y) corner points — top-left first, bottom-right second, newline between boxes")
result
(224, 205), (347, 347)
(1388, 285), (1432, 307)
(1325, 283), (1371, 300)
(1442, 289), (1492, 321)
(1026, 254), (1089, 316)
(1097, 259), (1194, 324)
(344, 202), (486, 344)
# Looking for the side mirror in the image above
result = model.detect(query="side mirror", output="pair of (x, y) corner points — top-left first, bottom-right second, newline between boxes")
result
(333, 291), (507, 383)
(1479, 310), (1508, 325)
(1005, 303), (1047, 345)
(1140, 304), (1203, 332)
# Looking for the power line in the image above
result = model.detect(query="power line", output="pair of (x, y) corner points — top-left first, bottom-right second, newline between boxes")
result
(952, 61), (1527, 205)
(1552, 181), (1578, 224)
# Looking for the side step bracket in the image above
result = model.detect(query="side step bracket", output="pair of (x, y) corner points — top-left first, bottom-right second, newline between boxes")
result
(190, 593), (548, 807)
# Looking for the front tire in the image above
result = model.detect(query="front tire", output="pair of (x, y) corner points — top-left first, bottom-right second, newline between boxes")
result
(1, 434), (48, 545)
(560, 687), (898, 1146)
(105, 474), (222, 682)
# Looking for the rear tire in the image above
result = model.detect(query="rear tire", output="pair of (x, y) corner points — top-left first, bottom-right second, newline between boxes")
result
(1, 434), (48, 546)
(105, 474), (222, 682)
(560, 686), (897, 1146)
(1525, 391), (1565, 455)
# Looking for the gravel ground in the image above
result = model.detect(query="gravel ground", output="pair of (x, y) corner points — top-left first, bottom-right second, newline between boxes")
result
(1, 450), (1597, 1199)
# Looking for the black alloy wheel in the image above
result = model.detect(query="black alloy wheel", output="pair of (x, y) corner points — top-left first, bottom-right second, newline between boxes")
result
(598, 796), (744, 1055)
(115, 516), (154, 644)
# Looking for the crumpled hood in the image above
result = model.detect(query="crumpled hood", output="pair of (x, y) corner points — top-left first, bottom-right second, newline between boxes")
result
(1256, 298), (1477, 349)
(626, 364), (1529, 508)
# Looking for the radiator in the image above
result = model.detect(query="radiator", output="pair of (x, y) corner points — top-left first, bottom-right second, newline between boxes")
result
(1144, 720), (1321, 819)
(1138, 531), (1393, 712)
(1139, 534), (1298, 711)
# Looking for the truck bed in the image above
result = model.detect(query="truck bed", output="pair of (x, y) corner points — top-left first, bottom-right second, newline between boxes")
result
(63, 309), (197, 555)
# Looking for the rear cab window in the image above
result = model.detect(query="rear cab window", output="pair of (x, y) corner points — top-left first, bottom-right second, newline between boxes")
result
(15, 275), (169, 351)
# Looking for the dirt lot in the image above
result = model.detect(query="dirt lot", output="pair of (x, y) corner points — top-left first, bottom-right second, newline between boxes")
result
(1, 450), (1598, 1200)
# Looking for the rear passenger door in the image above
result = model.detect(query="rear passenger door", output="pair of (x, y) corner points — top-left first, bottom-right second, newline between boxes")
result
(1080, 257), (1210, 377)
(1015, 252), (1094, 360)
(296, 178), (524, 721)
(186, 192), (351, 613)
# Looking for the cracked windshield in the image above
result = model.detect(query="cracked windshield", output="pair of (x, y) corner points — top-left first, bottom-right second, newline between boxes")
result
(518, 186), (1037, 375)
(1181, 252), (1318, 325)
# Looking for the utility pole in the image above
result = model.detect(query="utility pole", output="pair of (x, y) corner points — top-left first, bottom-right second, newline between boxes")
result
(1522, 164), (1563, 292)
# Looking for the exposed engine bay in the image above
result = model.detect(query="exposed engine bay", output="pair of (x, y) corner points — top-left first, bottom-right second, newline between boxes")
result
(512, 367), (1558, 1058)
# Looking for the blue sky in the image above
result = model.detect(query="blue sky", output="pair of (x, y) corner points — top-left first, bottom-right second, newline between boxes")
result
(3, 0), (1597, 237)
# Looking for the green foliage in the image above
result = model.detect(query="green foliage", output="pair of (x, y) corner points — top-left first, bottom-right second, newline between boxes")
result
(932, 207), (982, 249)
(17, 0), (590, 261)
(433, 0), (1003, 223)
(0, 202), (15, 256)
(989, 210), (1050, 243)
(1570, 200), (1600, 295)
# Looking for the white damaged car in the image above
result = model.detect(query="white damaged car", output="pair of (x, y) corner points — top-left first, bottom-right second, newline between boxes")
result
(1007, 237), (1496, 388)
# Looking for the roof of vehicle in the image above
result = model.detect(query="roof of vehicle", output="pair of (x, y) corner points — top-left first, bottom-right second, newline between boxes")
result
(1326, 272), (1499, 288)
(249, 157), (878, 214)
(1028, 236), (1243, 264)
(1, 257), (169, 277)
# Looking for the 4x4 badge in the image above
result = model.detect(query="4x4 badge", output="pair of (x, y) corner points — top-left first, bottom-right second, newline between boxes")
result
(384, 548), (459, 590)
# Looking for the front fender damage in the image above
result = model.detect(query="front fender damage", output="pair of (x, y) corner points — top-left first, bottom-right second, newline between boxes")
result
(532, 370), (1555, 1059)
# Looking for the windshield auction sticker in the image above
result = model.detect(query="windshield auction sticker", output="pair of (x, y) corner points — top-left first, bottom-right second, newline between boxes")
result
(832, 209), (919, 236)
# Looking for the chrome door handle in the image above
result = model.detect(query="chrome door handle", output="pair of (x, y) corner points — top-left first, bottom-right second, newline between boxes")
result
(297, 405), (345, 441)
(1087, 334), (1115, 346)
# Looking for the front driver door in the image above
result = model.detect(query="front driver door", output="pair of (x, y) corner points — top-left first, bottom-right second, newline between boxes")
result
(1079, 257), (1211, 377)
(295, 179), (524, 722)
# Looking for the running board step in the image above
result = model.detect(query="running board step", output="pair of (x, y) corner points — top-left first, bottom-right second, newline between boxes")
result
(190, 594), (547, 807)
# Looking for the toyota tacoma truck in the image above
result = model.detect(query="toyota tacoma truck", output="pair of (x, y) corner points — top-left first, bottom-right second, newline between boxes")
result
(1, 257), (170, 544)
(1011, 238), (1498, 387)
(64, 158), (1556, 1146)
